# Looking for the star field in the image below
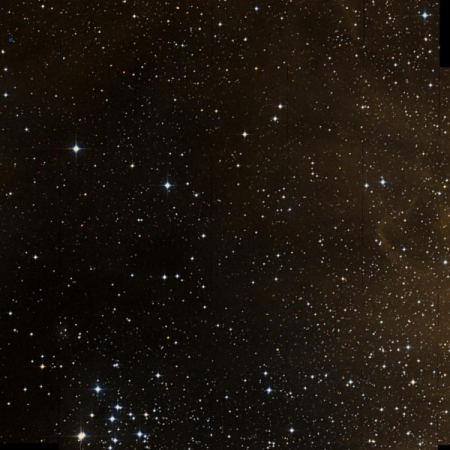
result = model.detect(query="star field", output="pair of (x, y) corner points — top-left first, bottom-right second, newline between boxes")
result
(0, 0), (449, 449)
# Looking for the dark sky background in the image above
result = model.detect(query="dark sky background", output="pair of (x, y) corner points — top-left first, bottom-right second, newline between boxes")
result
(0, 0), (449, 448)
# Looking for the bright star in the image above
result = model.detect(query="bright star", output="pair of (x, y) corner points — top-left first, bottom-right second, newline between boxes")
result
(242, 131), (248, 137)
(165, 182), (171, 189)
(73, 145), (80, 153)
(95, 386), (101, 393)
(78, 432), (86, 441)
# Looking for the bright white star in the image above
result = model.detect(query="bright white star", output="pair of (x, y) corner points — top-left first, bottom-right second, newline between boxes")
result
(78, 432), (86, 441)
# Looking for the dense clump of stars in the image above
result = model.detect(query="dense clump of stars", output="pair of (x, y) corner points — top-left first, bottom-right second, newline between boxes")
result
(0, 0), (448, 448)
